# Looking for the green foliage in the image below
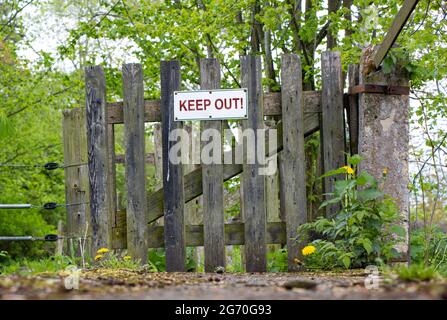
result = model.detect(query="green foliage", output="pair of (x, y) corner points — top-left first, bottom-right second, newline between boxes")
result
(0, 255), (75, 275)
(0, 211), (56, 258)
(410, 227), (447, 275)
(226, 246), (243, 273)
(147, 248), (166, 272)
(267, 248), (288, 272)
(95, 250), (141, 270)
(393, 263), (439, 282)
(146, 248), (198, 272)
(224, 176), (241, 220)
(297, 156), (405, 270)
(0, 5), (83, 257)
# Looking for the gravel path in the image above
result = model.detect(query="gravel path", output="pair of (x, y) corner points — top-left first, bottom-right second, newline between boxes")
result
(1, 269), (446, 300)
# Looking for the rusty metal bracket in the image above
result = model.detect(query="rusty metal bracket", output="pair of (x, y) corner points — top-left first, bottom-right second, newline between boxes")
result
(349, 84), (410, 95)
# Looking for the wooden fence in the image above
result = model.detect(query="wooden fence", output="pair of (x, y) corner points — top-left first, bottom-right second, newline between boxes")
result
(63, 52), (348, 272)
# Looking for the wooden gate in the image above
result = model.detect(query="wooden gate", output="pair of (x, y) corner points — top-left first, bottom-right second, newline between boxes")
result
(63, 52), (346, 272)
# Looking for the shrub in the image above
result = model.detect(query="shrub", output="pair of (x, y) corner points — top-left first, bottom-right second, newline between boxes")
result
(296, 155), (406, 269)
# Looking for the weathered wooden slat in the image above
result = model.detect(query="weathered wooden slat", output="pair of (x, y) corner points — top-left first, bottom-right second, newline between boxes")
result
(62, 108), (90, 256)
(115, 153), (155, 165)
(372, 0), (419, 69)
(107, 91), (321, 124)
(147, 222), (286, 248)
(55, 220), (64, 255)
(108, 100), (161, 124)
(348, 64), (360, 155)
(107, 123), (119, 246)
(280, 54), (307, 271)
(85, 66), (112, 253)
(123, 63), (148, 264)
(160, 60), (185, 272)
(199, 58), (225, 272)
(241, 55), (267, 272)
(146, 111), (320, 224)
(321, 52), (345, 217)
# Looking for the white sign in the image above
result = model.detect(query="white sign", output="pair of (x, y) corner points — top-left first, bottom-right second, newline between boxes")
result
(174, 88), (248, 121)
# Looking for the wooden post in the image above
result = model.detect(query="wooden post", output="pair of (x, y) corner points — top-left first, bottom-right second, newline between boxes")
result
(241, 55), (267, 272)
(160, 60), (186, 271)
(62, 108), (90, 257)
(200, 58), (225, 272)
(55, 220), (64, 255)
(321, 51), (345, 217)
(348, 64), (360, 155)
(123, 63), (148, 264)
(280, 54), (307, 271)
(85, 65), (111, 254)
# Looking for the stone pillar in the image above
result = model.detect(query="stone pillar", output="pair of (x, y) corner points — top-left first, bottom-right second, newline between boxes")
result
(358, 52), (410, 261)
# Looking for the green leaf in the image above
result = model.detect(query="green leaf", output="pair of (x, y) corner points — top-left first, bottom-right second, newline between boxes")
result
(382, 56), (394, 74)
(356, 171), (376, 186)
(361, 238), (373, 254)
(319, 167), (347, 179)
(334, 179), (356, 196)
(319, 196), (342, 209)
(390, 225), (407, 237)
(348, 154), (362, 166)
(357, 189), (383, 202)
(341, 256), (351, 269)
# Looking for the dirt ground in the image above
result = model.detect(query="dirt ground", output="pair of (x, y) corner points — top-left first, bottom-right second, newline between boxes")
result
(1, 269), (447, 300)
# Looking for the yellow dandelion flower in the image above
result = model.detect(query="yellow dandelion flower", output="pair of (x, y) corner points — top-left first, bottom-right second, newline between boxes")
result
(97, 248), (109, 254)
(94, 254), (103, 261)
(302, 245), (316, 256)
(383, 168), (388, 176)
(342, 166), (354, 175)
(123, 255), (132, 261)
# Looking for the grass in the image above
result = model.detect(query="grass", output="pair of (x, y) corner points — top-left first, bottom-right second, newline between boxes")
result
(393, 264), (439, 282)
(0, 255), (76, 275)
